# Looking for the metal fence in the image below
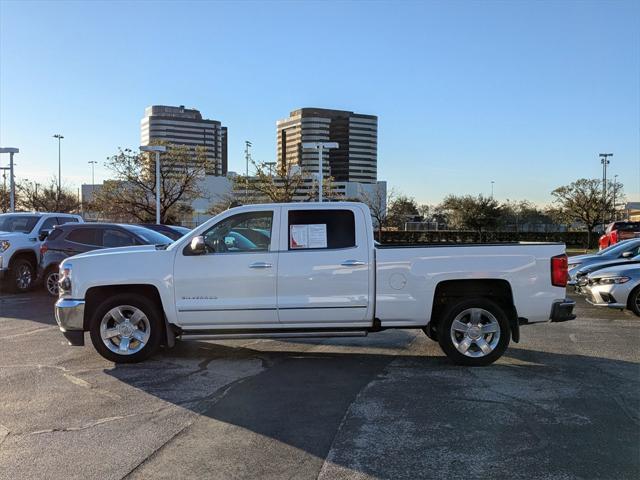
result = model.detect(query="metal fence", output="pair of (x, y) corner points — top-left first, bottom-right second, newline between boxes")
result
(381, 230), (593, 248)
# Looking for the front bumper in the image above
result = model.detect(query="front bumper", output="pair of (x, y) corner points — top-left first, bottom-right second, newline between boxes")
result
(550, 299), (576, 322)
(582, 283), (632, 310)
(54, 298), (85, 346)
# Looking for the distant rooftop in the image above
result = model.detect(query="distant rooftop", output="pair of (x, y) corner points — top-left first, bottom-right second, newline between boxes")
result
(144, 105), (203, 120)
(287, 107), (377, 120)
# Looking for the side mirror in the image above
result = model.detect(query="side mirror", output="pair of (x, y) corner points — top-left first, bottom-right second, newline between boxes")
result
(622, 251), (633, 258)
(39, 229), (51, 241)
(189, 236), (206, 255)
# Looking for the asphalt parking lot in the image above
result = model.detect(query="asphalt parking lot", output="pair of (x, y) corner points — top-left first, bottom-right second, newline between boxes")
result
(1, 290), (639, 480)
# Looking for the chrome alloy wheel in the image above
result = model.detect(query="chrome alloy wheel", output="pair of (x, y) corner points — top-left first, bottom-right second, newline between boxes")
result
(16, 264), (32, 290)
(46, 271), (60, 296)
(100, 305), (151, 355)
(450, 308), (501, 358)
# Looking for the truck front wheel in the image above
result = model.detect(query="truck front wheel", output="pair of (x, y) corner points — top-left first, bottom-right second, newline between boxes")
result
(8, 258), (35, 293)
(89, 293), (163, 363)
(437, 298), (510, 366)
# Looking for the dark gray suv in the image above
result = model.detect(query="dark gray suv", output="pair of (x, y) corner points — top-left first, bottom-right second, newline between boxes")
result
(39, 223), (171, 296)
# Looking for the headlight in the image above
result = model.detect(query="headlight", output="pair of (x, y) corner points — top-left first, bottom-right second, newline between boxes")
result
(58, 263), (73, 295)
(0, 240), (9, 252)
(593, 276), (630, 285)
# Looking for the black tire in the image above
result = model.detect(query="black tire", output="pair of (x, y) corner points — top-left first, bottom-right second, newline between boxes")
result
(628, 286), (640, 317)
(437, 297), (510, 366)
(89, 293), (163, 363)
(44, 267), (60, 297)
(8, 258), (35, 293)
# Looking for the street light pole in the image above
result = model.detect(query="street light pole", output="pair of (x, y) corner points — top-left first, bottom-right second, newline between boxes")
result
(244, 141), (252, 198)
(613, 174), (619, 221)
(491, 181), (495, 199)
(599, 153), (613, 229)
(53, 134), (64, 199)
(302, 142), (338, 202)
(0, 147), (19, 212)
(140, 145), (167, 224)
(88, 160), (97, 201)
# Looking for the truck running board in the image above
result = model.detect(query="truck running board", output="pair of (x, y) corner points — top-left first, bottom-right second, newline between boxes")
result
(178, 330), (369, 341)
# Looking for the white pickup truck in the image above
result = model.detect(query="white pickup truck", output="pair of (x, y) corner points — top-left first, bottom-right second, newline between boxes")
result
(0, 212), (83, 292)
(54, 202), (575, 366)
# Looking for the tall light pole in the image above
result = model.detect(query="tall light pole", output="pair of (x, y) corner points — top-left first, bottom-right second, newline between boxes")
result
(599, 153), (613, 229)
(88, 160), (97, 202)
(302, 142), (338, 202)
(613, 174), (619, 221)
(53, 134), (64, 199)
(140, 145), (167, 224)
(491, 180), (495, 199)
(0, 147), (18, 212)
(244, 141), (252, 198)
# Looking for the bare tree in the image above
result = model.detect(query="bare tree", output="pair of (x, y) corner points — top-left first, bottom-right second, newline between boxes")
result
(89, 143), (206, 224)
(233, 160), (340, 204)
(18, 178), (79, 213)
(359, 187), (396, 241)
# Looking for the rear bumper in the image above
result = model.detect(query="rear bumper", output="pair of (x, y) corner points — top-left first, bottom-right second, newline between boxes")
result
(549, 299), (576, 322)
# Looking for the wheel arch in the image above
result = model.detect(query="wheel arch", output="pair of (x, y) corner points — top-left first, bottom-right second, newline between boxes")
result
(428, 279), (519, 342)
(8, 249), (37, 269)
(83, 284), (174, 346)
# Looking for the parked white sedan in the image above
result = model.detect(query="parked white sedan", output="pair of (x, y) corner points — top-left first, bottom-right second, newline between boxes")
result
(581, 264), (640, 316)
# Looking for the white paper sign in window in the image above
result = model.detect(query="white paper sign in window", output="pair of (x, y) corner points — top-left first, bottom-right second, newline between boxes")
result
(290, 224), (327, 249)
(308, 224), (327, 248)
(290, 224), (309, 249)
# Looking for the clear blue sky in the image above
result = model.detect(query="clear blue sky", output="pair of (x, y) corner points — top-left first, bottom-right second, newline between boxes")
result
(1, 0), (638, 205)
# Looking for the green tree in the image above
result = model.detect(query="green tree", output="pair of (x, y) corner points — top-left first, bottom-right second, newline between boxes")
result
(89, 143), (206, 223)
(439, 194), (502, 233)
(387, 195), (420, 230)
(551, 178), (624, 247)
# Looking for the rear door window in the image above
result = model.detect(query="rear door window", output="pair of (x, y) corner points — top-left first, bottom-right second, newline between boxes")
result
(102, 229), (136, 248)
(287, 209), (356, 250)
(57, 216), (79, 224)
(618, 222), (640, 232)
(66, 228), (101, 246)
(39, 217), (58, 233)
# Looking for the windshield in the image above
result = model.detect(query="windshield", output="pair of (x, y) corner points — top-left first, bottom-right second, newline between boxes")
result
(598, 239), (640, 257)
(125, 225), (173, 245)
(172, 226), (191, 235)
(0, 214), (40, 233)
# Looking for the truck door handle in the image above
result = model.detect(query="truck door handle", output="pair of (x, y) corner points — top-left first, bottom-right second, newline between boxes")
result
(341, 260), (366, 267)
(249, 262), (272, 269)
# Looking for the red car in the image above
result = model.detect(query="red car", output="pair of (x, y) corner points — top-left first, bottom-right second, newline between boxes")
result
(599, 221), (640, 250)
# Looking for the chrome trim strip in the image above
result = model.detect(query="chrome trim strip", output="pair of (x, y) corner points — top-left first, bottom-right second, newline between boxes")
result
(177, 305), (368, 313)
(179, 331), (368, 340)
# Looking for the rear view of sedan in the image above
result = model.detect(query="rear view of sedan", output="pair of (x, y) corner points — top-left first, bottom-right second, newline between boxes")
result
(582, 264), (640, 316)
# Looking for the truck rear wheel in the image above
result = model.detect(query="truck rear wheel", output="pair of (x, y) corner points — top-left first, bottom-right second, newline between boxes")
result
(437, 297), (510, 366)
(89, 293), (163, 363)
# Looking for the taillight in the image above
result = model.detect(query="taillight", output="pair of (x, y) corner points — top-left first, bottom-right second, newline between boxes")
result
(40, 244), (48, 256)
(610, 230), (618, 244)
(551, 254), (568, 288)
